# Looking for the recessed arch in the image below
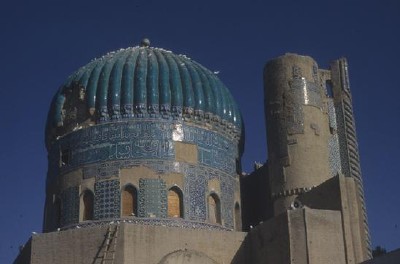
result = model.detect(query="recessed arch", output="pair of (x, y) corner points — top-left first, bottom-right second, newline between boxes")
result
(122, 184), (138, 217)
(208, 193), (221, 224)
(82, 190), (94, 221)
(158, 249), (218, 264)
(168, 186), (183, 218)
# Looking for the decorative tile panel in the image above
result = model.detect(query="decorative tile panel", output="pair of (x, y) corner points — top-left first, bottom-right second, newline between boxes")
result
(187, 171), (206, 221)
(61, 187), (79, 226)
(138, 179), (167, 218)
(221, 178), (235, 229)
(94, 179), (120, 219)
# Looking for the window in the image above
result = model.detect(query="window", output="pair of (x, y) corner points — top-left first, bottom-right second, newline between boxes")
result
(82, 190), (94, 221)
(168, 187), (183, 218)
(122, 185), (137, 217)
(208, 193), (221, 224)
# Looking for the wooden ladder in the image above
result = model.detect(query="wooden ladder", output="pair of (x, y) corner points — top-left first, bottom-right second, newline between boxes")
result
(101, 224), (119, 264)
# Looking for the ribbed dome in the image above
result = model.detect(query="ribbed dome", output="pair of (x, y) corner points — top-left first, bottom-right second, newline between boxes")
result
(45, 44), (243, 149)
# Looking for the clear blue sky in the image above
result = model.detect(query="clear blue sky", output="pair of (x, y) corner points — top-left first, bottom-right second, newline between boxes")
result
(1, 0), (399, 262)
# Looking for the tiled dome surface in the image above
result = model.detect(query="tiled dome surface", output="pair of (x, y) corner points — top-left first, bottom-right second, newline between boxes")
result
(46, 43), (242, 148)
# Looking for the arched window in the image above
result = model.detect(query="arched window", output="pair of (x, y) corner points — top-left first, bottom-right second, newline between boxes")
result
(234, 202), (241, 231)
(122, 185), (137, 217)
(168, 187), (183, 218)
(82, 190), (94, 221)
(208, 193), (221, 224)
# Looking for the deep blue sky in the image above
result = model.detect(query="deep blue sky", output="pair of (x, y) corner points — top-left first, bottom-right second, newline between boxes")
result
(1, 0), (399, 262)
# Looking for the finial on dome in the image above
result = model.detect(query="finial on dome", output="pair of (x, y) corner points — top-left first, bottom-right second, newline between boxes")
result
(140, 38), (150, 47)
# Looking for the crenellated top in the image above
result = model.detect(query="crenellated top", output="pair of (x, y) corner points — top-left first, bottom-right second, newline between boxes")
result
(45, 43), (243, 149)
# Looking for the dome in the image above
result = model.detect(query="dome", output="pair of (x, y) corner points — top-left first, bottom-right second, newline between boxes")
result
(45, 42), (243, 149)
(43, 42), (244, 232)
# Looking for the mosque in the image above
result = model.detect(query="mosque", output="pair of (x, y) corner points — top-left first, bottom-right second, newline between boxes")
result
(14, 39), (382, 263)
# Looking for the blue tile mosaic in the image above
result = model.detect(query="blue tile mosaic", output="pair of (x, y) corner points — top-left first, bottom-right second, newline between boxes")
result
(61, 187), (79, 226)
(187, 171), (207, 221)
(94, 179), (121, 219)
(138, 178), (167, 218)
(49, 120), (239, 229)
(54, 121), (239, 176)
(221, 178), (235, 229)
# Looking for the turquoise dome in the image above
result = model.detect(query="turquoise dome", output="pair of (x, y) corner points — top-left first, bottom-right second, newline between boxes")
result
(46, 43), (243, 148)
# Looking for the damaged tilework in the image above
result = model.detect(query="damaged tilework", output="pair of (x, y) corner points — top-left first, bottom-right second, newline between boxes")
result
(51, 121), (239, 229)
(55, 121), (239, 177)
(285, 69), (323, 135)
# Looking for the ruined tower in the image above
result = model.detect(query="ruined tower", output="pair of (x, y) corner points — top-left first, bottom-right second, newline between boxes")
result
(264, 54), (331, 215)
(260, 53), (371, 262)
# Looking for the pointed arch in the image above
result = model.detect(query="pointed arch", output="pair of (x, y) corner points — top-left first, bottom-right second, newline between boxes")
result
(82, 190), (94, 221)
(168, 186), (183, 218)
(208, 193), (221, 224)
(122, 184), (138, 217)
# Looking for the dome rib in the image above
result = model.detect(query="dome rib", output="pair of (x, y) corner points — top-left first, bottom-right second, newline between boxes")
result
(109, 52), (126, 119)
(191, 62), (214, 117)
(45, 46), (243, 149)
(86, 60), (105, 113)
(173, 55), (195, 114)
(146, 49), (159, 115)
(164, 51), (183, 116)
(134, 48), (148, 114)
(97, 56), (117, 121)
(185, 59), (205, 115)
(154, 50), (171, 115)
(121, 49), (139, 117)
